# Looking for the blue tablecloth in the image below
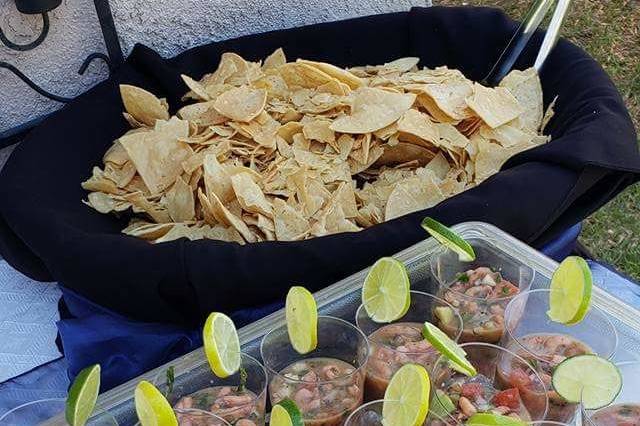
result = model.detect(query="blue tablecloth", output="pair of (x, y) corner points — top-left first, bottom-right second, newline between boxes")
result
(3, 222), (640, 420)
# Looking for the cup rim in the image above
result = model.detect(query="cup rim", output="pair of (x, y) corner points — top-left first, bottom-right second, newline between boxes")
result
(344, 399), (384, 424)
(503, 289), (619, 361)
(157, 352), (269, 403)
(173, 408), (232, 425)
(0, 398), (66, 422)
(582, 360), (640, 425)
(260, 315), (369, 386)
(355, 290), (464, 355)
(432, 341), (550, 421)
(429, 247), (535, 303)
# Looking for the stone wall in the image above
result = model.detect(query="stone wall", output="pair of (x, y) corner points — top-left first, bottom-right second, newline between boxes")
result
(0, 0), (430, 134)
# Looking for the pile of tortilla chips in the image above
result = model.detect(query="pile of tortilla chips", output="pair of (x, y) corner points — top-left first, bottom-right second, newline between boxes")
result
(82, 49), (554, 244)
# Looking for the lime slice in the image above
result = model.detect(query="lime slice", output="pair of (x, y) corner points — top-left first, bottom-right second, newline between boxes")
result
(134, 380), (178, 426)
(362, 257), (411, 323)
(383, 364), (430, 426)
(429, 389), (455, 419)
(421, 217), (475, 262)
(466, 413), (527, 426)
(271, 399), (304, 426)
(65, 364), (101, 426)
(286, 286), (318, 354)
(203, 312), (241, 378)
(422, 321), (477, 377)
(552, 354), (622, 409)
(547, 256), (592, 324)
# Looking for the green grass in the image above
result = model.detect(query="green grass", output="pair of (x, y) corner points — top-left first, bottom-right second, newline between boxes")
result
(440, 0), (640, 280)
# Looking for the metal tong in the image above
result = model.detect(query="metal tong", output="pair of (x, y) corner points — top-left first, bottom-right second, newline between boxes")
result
(482, 0), (572, 87)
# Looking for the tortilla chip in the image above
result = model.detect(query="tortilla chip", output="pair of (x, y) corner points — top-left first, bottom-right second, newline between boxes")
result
(419, 81), (474, 121)
(178, 100), (227, 127)
(385, 171), (445, 220)
(263, 48), (287, 70)
(499, 68), (543, 132)
(231, 172), (273, 217)
(297, 59), (363, 89)
(120, 85), (170, 126)
(119, 117), (192, 194)
(273, 198), (310, 240)
(466, 83), (523, 129)
(331, 88), (416, 134)
(164, 176), (195, 222)
(397, 109), (440, 147)
(375, 142), (436, 167)
(214, 86), (267, 122)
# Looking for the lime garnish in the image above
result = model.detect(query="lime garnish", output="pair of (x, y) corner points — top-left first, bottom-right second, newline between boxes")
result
(552, 354), (622, 409)
(362, 257), (411, 323)
(547, 256), (592, 325)
(423, 321), (476, 377)
(286, 286), (318, 354)
(422, 217), (475, 261)
(203, 312), (241, 378)
(383, 364), (430, 426)
(65, 364), (101, 426)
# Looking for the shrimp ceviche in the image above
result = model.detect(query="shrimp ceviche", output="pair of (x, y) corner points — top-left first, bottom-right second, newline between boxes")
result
(269, 358), (364, 426)
(503, 333), (592, 422)
(436, 267), (520, 343)
(431, 373), (532, 425)
(364, 322), (439, 401)
(174, 386), (264, 426)
(590, 404), (640, 426)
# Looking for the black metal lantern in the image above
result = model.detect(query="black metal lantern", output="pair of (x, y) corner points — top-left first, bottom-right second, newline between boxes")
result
(15, 0), (62, 14)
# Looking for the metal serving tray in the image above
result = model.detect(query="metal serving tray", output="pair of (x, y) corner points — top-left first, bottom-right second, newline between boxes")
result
(55, 221), (640, 425)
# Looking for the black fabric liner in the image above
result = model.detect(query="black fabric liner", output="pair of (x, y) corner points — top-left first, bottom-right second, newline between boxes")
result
(0, 6), (638, 326)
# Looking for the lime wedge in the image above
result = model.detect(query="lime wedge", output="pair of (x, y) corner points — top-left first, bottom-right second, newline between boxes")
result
(421, 217), (475, 262)
(203, 312), (241, 378)
(271, 399), (304, 426)
(552, 354), (622, 409)
(422, 321), (477, 377)
(430, 389), (455, 419)
(362, 257), (411, 323)
(547, 256), (593, 325)
(383, 364), (430, 426)
(65, 364), (101, 426)
(134, 380), (178, 426)
(286, 286), (318, 354)
(466, 413), (527, 426)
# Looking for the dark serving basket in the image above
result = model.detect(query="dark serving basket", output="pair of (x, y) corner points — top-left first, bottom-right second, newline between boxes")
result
(0, 6), (638, 329)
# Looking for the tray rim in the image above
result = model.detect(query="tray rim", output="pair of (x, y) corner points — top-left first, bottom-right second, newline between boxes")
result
(77, 221), (640, 421)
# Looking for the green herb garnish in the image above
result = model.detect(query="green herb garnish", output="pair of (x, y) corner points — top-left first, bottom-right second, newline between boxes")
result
(237, 366), (248, 393)
(166, 366), (175, 396)
(456, 273), (469, 283)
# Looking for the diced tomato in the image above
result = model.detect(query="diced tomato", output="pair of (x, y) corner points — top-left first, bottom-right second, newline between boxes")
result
(509, 368), (532, 389)
(492, 388), (521, 409)
(461, 383), (484, 399)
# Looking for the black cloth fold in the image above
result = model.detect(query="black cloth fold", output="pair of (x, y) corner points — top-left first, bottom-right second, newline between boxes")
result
(0, 6), (638, 326)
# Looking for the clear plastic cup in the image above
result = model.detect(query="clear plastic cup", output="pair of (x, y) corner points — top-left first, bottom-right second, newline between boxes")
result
(260, 316), (369, 426)
(430, 239), (535, 344)
(431, 342), (549, 425)
(155, 353), (267, 425)
(501, 289), (618, 423)
(172, 408), (231, 426)
(0, 398), (118, 425)
(583, 361), (640, 426)
(344, 400), (385, 426)
(355, 290), (462, 401)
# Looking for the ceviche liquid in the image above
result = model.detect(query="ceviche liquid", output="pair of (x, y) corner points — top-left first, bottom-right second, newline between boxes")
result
(269, 357), (364, 426)
(174, 386), (264, 425)
(590, 403), (640, 426)
(501, 333), (592, 422)
(431, 373), (532, 426)
(437, 267), (519, 343)
(364, 322), (439, 401)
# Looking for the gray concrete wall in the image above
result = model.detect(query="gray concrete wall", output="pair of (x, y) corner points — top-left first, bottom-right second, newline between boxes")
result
(0, 0), (430, 135)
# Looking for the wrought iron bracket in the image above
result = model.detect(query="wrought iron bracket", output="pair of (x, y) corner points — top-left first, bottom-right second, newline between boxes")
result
(0, 12), (50, 51)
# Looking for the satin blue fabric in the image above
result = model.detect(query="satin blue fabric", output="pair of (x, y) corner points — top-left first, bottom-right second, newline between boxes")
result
(54, 222), (582, 392)
(56, 288), (282, 392)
